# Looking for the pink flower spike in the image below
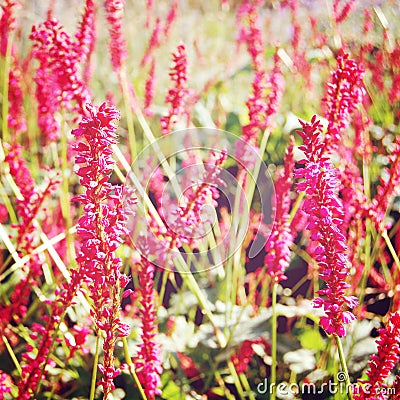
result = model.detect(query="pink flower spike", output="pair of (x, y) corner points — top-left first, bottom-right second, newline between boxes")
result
(355, 313), (400, 400)
(160, 43), (192, 135)
(104, 0), (128, 73)
(72, 102), (136, 398)
(296, 116), (357, 337)
(265, 137), (296, 283)
(322, 52), (365, 153)
(134, 249), (162, 400)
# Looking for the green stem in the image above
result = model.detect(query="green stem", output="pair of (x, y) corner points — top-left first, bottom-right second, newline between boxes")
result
(227, 360), (246, 400)
(287, 192), (305, 224)
(382, 230), (400, 275)
(122, 337), (148, 400)
(2, 334), (22, 376)
(358, 219), (372, 306)
(60, 112), (74, 265)
(89, 335), (100, 400)
(239, 372), (256, 400)
(270, 282), (278, 400)
(335, 335), (354, 400)
(119, 68), (137, 162)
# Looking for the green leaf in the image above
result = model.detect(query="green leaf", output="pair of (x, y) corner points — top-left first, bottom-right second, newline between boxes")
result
(161, 378), (183, 400)
(299, 329), (326, 351)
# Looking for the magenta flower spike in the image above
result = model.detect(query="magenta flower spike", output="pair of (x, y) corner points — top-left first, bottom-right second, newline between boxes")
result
(104, 0), (128, 73)
(72, 102), (133, 397)
(265, 137), (296, 283)
(296, 116), (358, 337)
(160, 43), (191, 135)
(134, 253), (162, 400)
(355, 312), (400, 400)
(322, 52), (365, 153)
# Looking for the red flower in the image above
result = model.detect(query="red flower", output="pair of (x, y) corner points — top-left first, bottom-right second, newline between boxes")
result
(30, 19), (90, 141)
(355, 313), (400, 400)
(160, 43), (192, 135)
(104, 0), (127, 72)
(322, 53), (365, 153)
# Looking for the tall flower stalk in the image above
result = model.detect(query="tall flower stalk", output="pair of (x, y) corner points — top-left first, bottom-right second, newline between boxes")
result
(160, 43), (191, 135)
(30, 19), (90, 142)
(322, 53), (365, 153)
(134, 250), (162, 400)
(296, 116), (358, 337)
(72, 102), (133, 398)
(355, 312), (400, 400)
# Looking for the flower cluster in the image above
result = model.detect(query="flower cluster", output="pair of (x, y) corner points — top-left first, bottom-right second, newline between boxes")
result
(237, 2), (284, 146)
(265, 137), (295, 283)
(160, 43), (191, 135)
(134, 250), (162, 400)
(231, 337), (269, 374)
(144, 58), (156, 116)
(0, 370), (12, 399)
(171, 149), (227, 249)
(296, 116), (358, 337)
(74, 0), (96, 83)
(0, 0), (18, 55)
(322, 53), (365, 152)
(333, 0), (356, 24)
(30, 19), (90, 141)
(104, 0), (127, 72)
(355, 312), (400, 400)
(0, 0), (26, 136)
(0, 145), (58, 349)
(72, 102), (133, 397)
(17, 269), (85, 399)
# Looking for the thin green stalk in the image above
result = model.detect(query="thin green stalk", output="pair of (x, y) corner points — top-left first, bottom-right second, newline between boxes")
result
(89, 334), (101, 400)
(122, 337), (148, 400)
(270, 282), (278, 400)
(60, 113), (74, 265)
(239, 372), (256, 400)
(2, 334), (22, 376)
(382, 230), (400, 275)
(335, 335), (354, 400)
(225, 128), (270, 330)
(119, 68), (137, 162)
(287, 192), (305, 224)
(158, 270), (169, 307)
(227, 360), (246, 400)
(358, 219), (372, 306)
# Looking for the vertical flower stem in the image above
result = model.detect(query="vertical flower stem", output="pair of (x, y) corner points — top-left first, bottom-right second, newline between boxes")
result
(122, 337), (148, 400)
(2, 335), (22, 376)
(335, 335), (354, 400)
(287, 192), (305, 224)
(270, 281), (278, 400)
(239, 372), (256, 400)
(358, 218), (372, 306)
(382, 230), (400, 275)
(89, 334), (100, 400)
(60, 112), (74, 265)
(227, 360), (246, 400)
(119, 68), (137, 163)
